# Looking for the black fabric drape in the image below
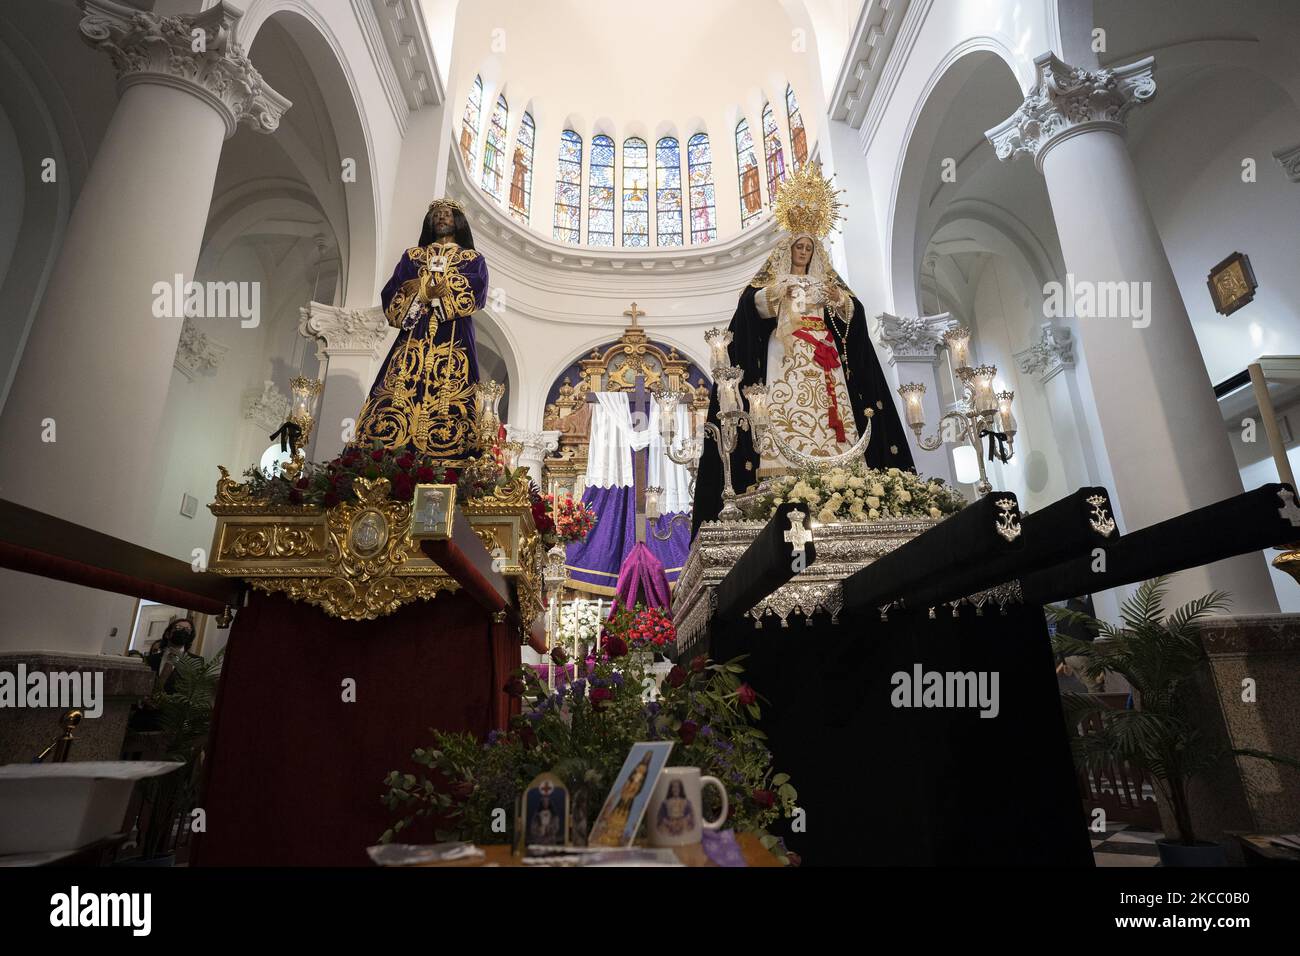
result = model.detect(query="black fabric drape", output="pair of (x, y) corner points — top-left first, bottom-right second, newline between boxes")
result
(691, 287), (916, 537)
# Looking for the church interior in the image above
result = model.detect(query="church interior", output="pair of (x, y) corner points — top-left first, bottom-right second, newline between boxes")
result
(2, 0), (1300, 914)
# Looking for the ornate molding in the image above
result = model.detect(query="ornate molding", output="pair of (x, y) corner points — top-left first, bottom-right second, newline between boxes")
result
(174, 318), (229, 381)
(1273, 142), (1300, 183)
(829, 0), (913, 129)
(876, 311), (958, 364)
(986, 52), (1156, 171)
(506, 426), (559, 463)
(243, 380), (291, 432)
(1014, 322), (1075, 382)
(78, 0), (289, 139)
(298, 301), (389, 359)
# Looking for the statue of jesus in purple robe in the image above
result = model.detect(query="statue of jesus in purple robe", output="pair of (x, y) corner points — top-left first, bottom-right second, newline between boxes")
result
(353, 198), (489, 463)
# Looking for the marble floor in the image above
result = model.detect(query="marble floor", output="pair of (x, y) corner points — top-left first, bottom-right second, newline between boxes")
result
(1091, 821), (1162, 867)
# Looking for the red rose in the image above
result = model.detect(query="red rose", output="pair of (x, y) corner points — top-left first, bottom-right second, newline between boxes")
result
(604, 634), (628, 659)
(391, 473), (414, 501)
(322, 491), (340, 508)
(295, 477), (309, 489)
(679, 719), (698, 744)
(370, 449), (385, 462)
(589, 687), (613, 711)
(737, 683), (757, 707)
(550, 646), (568, 666)
(690, 655), (707, 673)
(396, 454), (414, 470)
(444, 468), (459, 484)
(666, 665), (687, 688)
(341, 450), (359, 465)
(752, 788), (775, 809)
(416, 466), (436, 482)
(504, 676), (527, 697)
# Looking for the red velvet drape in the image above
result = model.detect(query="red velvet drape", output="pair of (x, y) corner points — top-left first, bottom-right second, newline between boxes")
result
(191, 589), (519, 866)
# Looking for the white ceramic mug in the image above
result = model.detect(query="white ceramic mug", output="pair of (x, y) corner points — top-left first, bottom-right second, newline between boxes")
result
(646, 766), (728, 847)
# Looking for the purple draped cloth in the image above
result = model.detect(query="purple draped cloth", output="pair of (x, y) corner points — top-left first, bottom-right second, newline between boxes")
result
(611, 542), (672, 613)
(565, 486), (691, 595)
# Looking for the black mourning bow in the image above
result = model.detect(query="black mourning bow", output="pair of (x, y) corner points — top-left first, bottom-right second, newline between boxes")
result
(979, 427), (1011, 463)
(269, 421), (303, 453)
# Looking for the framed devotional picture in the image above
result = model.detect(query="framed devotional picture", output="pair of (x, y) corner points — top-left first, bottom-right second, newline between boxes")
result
(1207, 251), (1257, 316)
(586, 741), (673, 847)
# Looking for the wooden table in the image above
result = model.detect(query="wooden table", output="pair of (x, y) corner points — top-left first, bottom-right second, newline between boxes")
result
(417, 832), (783, 867)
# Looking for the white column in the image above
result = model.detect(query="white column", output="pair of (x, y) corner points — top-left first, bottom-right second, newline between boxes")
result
(507, 426), (559, 485)
(0, 0), (288, 540)
(298, 302), (390, 461)
(877, 312), (958, 484)
(987, 53), (1278, 613)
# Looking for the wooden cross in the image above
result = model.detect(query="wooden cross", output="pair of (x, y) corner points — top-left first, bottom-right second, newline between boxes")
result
(588, 365), (653, 543)
(623, 302), (645, 327)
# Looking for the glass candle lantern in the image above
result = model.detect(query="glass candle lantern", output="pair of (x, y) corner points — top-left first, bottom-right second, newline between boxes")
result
(289, 376), (323, 422)
(943, 327), (972, 372)
(716, 367), (743, 413)
(693, 405), (708, 436)
(897, 382), (927, 428)
(996, 390), (1017, 437)
(655, 387), (680, 443)
(645, 486), (663, 520)
(704, 328), (733, 373)
(741, 383), (770, 426)
(972, 365), (998, 414)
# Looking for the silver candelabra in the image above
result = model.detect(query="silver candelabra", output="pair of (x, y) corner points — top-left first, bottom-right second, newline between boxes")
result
(896, 326), (1016, 497)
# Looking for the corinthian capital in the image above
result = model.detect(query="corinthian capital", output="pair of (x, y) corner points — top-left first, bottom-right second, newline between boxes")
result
(299, 302), (390, 359)
(986, 52), (1155, 170)
(876, 312), (958, 364)
(78, 0), (290, 137)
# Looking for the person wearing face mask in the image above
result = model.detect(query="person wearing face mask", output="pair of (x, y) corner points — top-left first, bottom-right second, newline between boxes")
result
(691, 166), (915, 535)
(144, 617), (202, 693)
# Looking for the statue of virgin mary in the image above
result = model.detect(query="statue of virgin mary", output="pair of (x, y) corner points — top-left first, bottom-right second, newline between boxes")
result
(691, 165), (915, 534)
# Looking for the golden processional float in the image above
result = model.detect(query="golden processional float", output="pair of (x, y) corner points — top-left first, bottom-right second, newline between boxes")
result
(206, 376), (552, 640)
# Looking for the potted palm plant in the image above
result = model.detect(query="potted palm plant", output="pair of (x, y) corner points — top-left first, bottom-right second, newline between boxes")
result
(1050, 577), (1300, 867)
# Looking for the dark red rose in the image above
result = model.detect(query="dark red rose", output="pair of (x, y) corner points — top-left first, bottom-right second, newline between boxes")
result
(450, 780), (475, 801)
(370, 449), (385, 462)
(391, 473), (414, 501)
(666, 665), (687, 688)
(690, 655), (707, 673)
(396, 454), (414, 470)
(589, 687), (614, 711)
(604, 634), (628, 659)
(679, 719), (698, 744)
(550, 646), (568, 666)
(416, 466), (436, 482)
(444, 468), (459, 484)
(504, 676), (527, 697)
(342, 450), (360, 465)
(288, 489), (303, 504)
(322, 491), (340, 508)
(295, 477), (309, 490)
(737, 683), (757, 707)
(752, 788), (775, 809)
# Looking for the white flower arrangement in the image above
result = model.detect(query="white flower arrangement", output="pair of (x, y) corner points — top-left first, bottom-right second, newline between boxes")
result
(559, 599), (604, 646)
(742, 463), (967, 524)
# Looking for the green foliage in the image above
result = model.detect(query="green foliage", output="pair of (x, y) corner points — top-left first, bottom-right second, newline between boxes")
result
(1049, 578), (1300, 846)
(381, 653), (798, 862)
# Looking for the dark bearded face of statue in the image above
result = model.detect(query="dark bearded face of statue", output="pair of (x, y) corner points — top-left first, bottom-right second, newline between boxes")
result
(791, 237), (814, 271)
(432, 205), (455, 237)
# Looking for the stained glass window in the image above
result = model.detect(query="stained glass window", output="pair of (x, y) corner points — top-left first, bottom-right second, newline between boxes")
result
(736, 119), (762, 228)
(509, 112), (535, 226)
(459, 75), (482, 169)
(654, 137), (682, 247)
(621, 138), (649, 247)
(481, 93), (508, 199)
(762, 102), (786, 205)
(687, 133), (716, 244)
(588, 134), (615, 246)
(552, 130), (583, 243)
(786, 85), (808, 168)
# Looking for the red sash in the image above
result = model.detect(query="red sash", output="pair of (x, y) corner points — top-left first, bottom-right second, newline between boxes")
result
(793, 324), (847, 443)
